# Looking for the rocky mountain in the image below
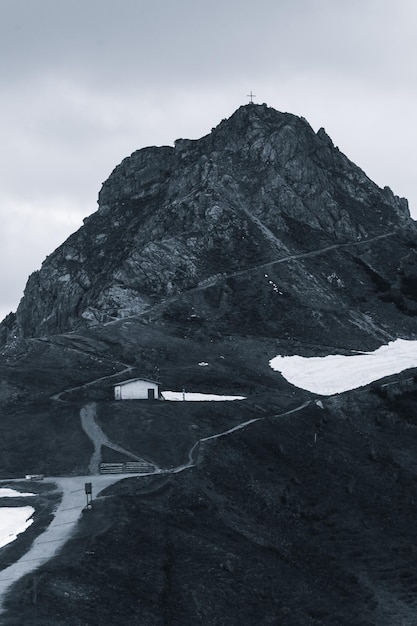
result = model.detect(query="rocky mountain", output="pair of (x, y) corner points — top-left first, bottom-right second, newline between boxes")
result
(1, 103), (416, 345)
(2, 104), (417, 625)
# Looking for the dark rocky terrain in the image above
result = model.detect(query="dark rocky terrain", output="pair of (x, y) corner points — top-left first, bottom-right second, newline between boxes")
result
(1, 104), (417, 624)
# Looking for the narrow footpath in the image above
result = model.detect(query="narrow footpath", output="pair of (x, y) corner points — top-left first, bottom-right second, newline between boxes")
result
(51, 365), (133, 402)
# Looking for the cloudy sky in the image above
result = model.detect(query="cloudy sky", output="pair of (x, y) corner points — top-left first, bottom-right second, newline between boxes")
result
(1, 0), (416, 321)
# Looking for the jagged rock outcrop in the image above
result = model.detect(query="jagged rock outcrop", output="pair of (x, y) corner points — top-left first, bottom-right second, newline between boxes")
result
(1, 103), (414, 341)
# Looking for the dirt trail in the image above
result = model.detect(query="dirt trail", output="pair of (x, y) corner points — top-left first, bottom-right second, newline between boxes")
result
(51, 366), (133, 402)
(189, 232), (397, 294)
(80, 402), (155, 473)
(0, 401), (157, 611)
(170, 400), (312, 474)
(0, 473), (154, 613)
(101, 231), (396, 327)
(0, 398), (311, 611)
(0, 396), (159, 612)
(211, 231), (395, 282)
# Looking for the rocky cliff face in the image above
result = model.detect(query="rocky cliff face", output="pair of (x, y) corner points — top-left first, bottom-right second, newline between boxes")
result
(1, 103), (414, 341)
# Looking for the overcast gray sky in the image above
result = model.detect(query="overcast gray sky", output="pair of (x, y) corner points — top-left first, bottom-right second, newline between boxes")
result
(1, 0), (416, 321)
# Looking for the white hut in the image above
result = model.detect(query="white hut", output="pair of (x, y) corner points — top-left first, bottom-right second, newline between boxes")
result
(113, 378), (162, 400)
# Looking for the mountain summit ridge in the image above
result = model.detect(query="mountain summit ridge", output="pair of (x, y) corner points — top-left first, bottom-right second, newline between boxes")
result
(1, 103), (415, 342)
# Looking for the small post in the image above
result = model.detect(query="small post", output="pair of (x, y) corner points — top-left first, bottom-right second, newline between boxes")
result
(182, 388), (186, 402)
(85, 482), (93, 509)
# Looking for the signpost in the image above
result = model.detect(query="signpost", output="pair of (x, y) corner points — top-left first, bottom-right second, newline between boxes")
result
(85, 482), (93, 509)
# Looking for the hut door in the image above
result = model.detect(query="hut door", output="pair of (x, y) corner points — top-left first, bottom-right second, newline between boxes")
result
(148, 388), (155, 400)
(115, 386), (121, 400)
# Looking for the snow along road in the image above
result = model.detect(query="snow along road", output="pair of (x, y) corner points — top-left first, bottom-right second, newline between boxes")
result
(0, 473), (156, 612)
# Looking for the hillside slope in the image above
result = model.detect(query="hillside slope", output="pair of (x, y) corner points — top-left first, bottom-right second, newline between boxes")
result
(1, 105), (417, 624)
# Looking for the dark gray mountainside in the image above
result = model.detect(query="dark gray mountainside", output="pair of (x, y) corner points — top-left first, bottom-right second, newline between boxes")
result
(2, 104), (417, 625)
(1, 103), (416, 345)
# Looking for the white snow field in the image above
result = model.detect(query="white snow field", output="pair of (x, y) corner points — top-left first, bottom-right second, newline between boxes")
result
(162, 391), (245, 401)
(269, 338), (417, 395)
(0, 488), (35, 498)
(0, 506), (34, 549)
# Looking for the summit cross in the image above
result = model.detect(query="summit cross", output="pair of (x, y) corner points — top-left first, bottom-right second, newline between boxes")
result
(247, 91), (256, 104)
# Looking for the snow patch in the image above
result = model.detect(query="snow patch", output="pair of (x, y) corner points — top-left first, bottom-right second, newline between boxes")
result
(0, 507), (34, 548)
(269, 339), (417, 396)
(0, 488), (35, 498)
(162, 391), (245, 402)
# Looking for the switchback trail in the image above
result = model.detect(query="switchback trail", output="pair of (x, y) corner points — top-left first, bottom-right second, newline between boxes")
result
(51, 365), (133, 402)
(30, 335), (134, 403)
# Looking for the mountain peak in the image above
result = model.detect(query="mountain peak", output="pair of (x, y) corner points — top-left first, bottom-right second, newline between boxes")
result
(206, 102), (313, 147)
(0, 104), (414, 342)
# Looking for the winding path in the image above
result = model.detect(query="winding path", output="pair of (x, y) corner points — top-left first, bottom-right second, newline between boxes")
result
(0, 228), (399, 611)
(0, 398), (311, 610)
(80, 402), (155, 473)
(171, 400), (312, 474)
(0, 473), (155, 612)
(51, 365), (133, 402)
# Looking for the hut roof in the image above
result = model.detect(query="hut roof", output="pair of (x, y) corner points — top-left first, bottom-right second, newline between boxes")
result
(113, 377), (160, 387)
